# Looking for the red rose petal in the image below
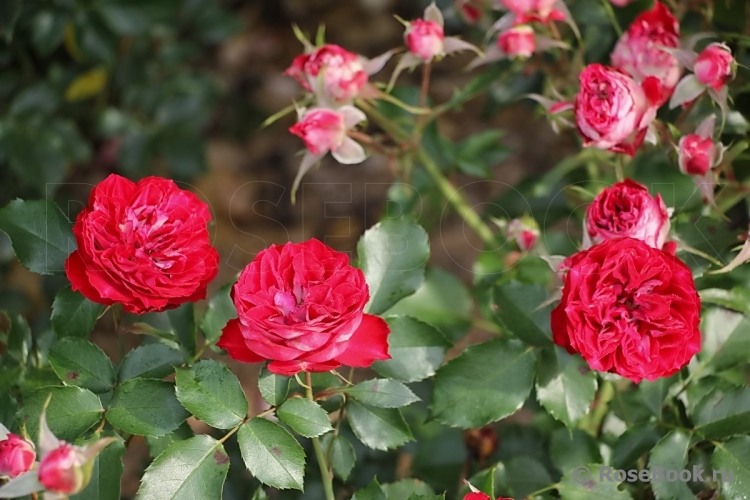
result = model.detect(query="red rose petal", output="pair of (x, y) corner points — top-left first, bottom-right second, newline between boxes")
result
(334, 314), (391, 367)
(65, 250), (111, 305)
(217, 319), (266, 363)
(267, 359), (341, 376)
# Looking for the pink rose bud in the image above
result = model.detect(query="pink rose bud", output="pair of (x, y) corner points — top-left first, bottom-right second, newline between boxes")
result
(611, 2), (681, 105)
(284, 44), (368, 104)
(0, 434), (35, 479)
(584, 179), (670, 250)
(38, 444), (91, 495)
(575, 64), (661, 156)
(678, 134), (715, 176)
(508, 217), (540, 251)
(501, 0), (561, 23)
(290, 108), (348, 156)
(498, 25), (536, 58)
(406, 19), (446, 61)
(694, 43), (734, 91)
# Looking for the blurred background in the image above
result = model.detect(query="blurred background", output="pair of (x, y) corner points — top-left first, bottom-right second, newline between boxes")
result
(1, 0), (748, 498)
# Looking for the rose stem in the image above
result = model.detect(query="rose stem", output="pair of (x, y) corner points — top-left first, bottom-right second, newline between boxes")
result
(306, 372), (336, 500)
(419, 62), (432, 109)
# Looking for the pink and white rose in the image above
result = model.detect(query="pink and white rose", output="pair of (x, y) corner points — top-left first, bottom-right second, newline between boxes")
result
(406, 19), (445, 61)
(611, 2), (681, 104)
(498, 25), (536, 58)
(575, 64), (661, 156)
(500, 0), (564, 23)
(0, 433), (35, 479)
(694, 43), (735, 91)
(584, 179), (671, 250)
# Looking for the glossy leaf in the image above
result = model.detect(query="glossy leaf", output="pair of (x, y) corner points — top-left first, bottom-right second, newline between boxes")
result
(167, 303), (197, 356)
(51, 287), (103, 339)
(648, 430), (694, 500)
(536, 347), (597, 428)
(557, 464), (633, 499)
(20, 386), (103, 442)
(430, 339), (535, 428)
(70, 433), (125, 500)
(353, 479), (387, 500)
(345, 379), (420, 408)
(276, 398), (332, 438)
(491, 282), (553, 346)
(238, 418), (305, 490)
(346, 400), (414, 451)
(373, 316), (451, 383)
(258, 363), (290, 406)
(358, 219), (429, 315)
(711, 436), (750, 499)
(321, 434), (356, 481)
(118, 344), (185, 381)
(136, 435), (230, 500)
(107, 379), (188, 437)
(694, 387), (750, 439)
(200, 282), (236, 344)
(49, 338), (115, 394)
(175, 360), (248, 429)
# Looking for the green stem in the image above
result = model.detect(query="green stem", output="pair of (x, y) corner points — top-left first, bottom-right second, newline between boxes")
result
(600, 0), (623, 36)
(417, 148), (498, 247)
(583, 380), (615, 436)
(306, 372), (335, 500)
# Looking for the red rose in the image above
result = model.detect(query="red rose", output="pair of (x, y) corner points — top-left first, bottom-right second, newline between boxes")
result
(611, 2), (681, 104)
(0, 433), (35, 479)
(65, 174), (219, 314)
(217, 239), (390, 376)
(551, 238), (701, 383)
(678, 134), (716, 176)
(584, 179), (670, 250)
(575, 64), (660, 156)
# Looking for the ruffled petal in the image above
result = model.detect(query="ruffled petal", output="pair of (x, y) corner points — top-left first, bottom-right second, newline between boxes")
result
(217, 319), (266, 363)
(334, 314), (391, 367)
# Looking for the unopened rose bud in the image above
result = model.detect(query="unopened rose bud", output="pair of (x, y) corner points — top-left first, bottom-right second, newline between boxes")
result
(678, 134), (716, 176)
(463, 426), (498, 463)
(0, 434), (35, 478)
(498, 25), (536, 59)
(406, 19), (445, 61)
(507, 216), (540, 251)
(694, 44), (735, 91)
(38, 444), (91, 495)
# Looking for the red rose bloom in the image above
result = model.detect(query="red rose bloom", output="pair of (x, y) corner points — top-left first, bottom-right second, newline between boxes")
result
(551, 238), (701, 383)
(463, 493), (512, 500)
(65, 174), (219, 314)
(217, 239), (390, 376)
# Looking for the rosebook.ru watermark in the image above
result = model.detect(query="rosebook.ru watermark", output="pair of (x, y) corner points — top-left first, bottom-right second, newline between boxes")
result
(572, 465), (735, 484)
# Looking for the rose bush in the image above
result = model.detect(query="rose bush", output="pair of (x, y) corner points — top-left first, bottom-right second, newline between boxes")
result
(1, 0), (750, 499)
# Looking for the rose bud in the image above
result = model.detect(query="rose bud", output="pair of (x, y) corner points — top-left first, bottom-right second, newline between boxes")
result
(218, 239), (391, 375)
(0, 433), (35, 479)
(507, 216), (540, 251)
(289, 106), (367, 200)
(609, 0), (636, 6)
(611, 2), (681, 104)
(64, 174), (219, 314)
(285, 44), (391, 105)
(694, 43), (735, 91)
(500, 0), (563, 23)
(464, 495), (513, 500)
(678, 135), (715, 176)
(463, 427), (499, 463)
(498, 25), (536, 59)
(575, 64), (661, 156)
(583, 179), (670, 250)
(551, 238), (701, 383)
(406, 18), (445, 61)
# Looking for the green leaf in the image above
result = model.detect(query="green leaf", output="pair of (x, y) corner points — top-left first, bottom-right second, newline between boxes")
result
(557, 464), (633, 500)
(382, 479), (435, 498)
(251, 487), (269, 500)
(384, 267), (471, 340)
(0, 200), (75, 275)
(430, 339), (536, 428)
(694, 387), (750, 439)
(167, 303), (196, 356)
(136, 435), (230, 500)
(237, 417), (306, 490)
(346, 400), (413, 451)
(175, 360), (247, 429)
(276, 398), (332, 438)
(700, 308), (750, 371)
(5, 312), (31, 365)
(536, 347), (597, 428)
(30, 11), (67, 56)
(107, 379), (188, 437)
(373, 316), (451, 383)
(258, 363), (290, 406)
(505, 456), (553, 499)
(491, 282), (553, 346)
(358, 220), (429, 315)
(200, 282), (236, 344)
(51, 287), (103, 339)
(353, 479), (387, 500)
(0, 0), (22, 41)
(648, 430), (695, 500)
(699, 287), (750, 315)
(612, 424), (662, 469)
(118, 344), (185, 381)
(638, 376), (676, 418)
(321, 434), (356, 481)
(146, 421), (194, 459)
(711, 436), (750, 499)
(406, 495), (444, 500)
(550, 428), (602, 475)
(345, 379), (420, 408)
(70, 433), (125, 500)
(20, 386), (103, 442)
(49, 338), (115, 394)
